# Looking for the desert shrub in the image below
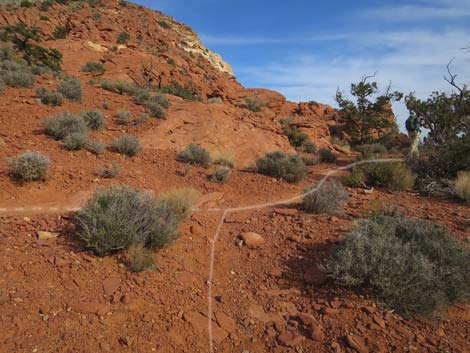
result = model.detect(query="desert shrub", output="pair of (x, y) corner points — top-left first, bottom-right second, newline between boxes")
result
(8, 151), (50, 182)
(158, 20), (170, 29)
(356, 143), (388, 156)
(80, 110), (105, 131)
(326, 214), (470, 315)
(283, 124), (309, 147)
(0, 70), (35, 87)
(363, 161), (416, 191)
(303, 180), (348, 213)
(62, 132), (89, 151)
(302, 141), (317, 154)
(211, 166), (231, 184)
(319, 148), (337, 163)
(111, 135), (141, 157)
(81, 61), (105, 74)
(455, 171), (470, 203)
(214, 152), (235, 168)
(157, 188), (201, 222)
(117, 31), (130, 44)
(145, 101), (166, 119)
(0, 46), (18, 61)
(97, 161), (121, 178)
(178, 144), (212, 167)
(151, 93), (169, 108)
(57, 76), (82, 102)
(100, 80), (139, 96)
(244, 97), (264, 112)
(20, 0), (33, 8)
(52, 26), (67, 39)
(127, 243), (155, 272)
(75, 185), (180, 256)
(161, 82), (200, 101)
(87, 139), (106, 155)
(0, 80), (4, 94)
(132, 88), (151, 105)
(36, 87), (64, 106)
(41, 112), (88, 140)
(342, 166), (366, 188)
(115, 110), (131, 125)
(301, 155), (319, 166)
(256, 151), (307, 183)
(134, 113), (149, 126)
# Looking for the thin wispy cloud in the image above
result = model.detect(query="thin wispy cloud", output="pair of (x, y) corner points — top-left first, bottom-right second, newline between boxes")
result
(200, 33), (352, 46)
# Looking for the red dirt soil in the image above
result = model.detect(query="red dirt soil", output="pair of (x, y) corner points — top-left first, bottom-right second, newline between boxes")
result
(0, 1), (469, 353)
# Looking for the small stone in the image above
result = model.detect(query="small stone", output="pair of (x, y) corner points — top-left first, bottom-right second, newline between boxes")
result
(345, 334), (367, 353)
(190, 224), (203, 236)
(102, 277), (120, 296)
(321, 307), (339, 315)
(37, 231), (59, 240)
(239, 232), (265, 249)
(362, 306), (376, 314)
(309, 325), (325, 342)
(277, 331), (305, 347)
(373, 315), (386, 329)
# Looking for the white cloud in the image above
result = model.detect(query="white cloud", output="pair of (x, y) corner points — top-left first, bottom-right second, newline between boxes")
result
(236, 29), (470, 129)
(200, 33), (352, 46)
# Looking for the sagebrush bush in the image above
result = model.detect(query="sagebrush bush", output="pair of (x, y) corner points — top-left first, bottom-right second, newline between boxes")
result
(117, 31), (131, 44)
(1, 70), (35, 87)
(100, 80), (139, 96)
(157, 188), (201, 222)
(75, 185), (180, 256)
(111, 135), (141, 157)
(283, 124), (310, 147)
(134, 113), (149, 126)
(178, 144), (212, 167)
(326, 214), (470, 315)
(80, 110), (105, 131)
(62, 132), (89, 151)
(211, 166), (231, 184)
(36, 87), (64, 106)
(132, 88), (151, 105)
(81, 61), (105, 74)
(9, 151), (50, 182)
(127, 243), (155, 272)
(0, 80), (4, 94)
(151, 93), (169, 108)
(244, 97), (264, 112)
(356, 143), (388, 156)
(342, 166), (366, 188)
(115, 110), (132, 125)
(57, 76), (82, 102)
(303, 180), (348, 213)
(256, 151), (307, 183)
(97, 161), (121, 178)
(455, 171), (470, 203)
(42, 112), (88, 140)
(87, 139), (106, 155)
(145, 101), (166, 119)
(214, 151), (235, 168)
(303, 141), (317, 154)
(319, 148), (338, 163)
(363, 161), (416, 191)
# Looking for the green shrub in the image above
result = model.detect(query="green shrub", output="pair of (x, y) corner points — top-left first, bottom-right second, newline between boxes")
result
(211, 166), (231, 184)
(111, 135), (141, 157)
(356, 143), (388, 156)
(214, 152), (235, 168)
(81, 61), (105, 74)
(1, 70), (35, 87)
(363, 162), (416, 191)
(161, 82), (200, 101)
(132, 88), (151, 105)
(0, 46), (18, 61)
(62, 132), (89, 151)
(0, 80), (5, 94)
(301, 155), (319, 166)
(9, 151), (50, 182)
(75, 185), (180, 256)
(283, 124), (309, 147)
(134, 113), (149, 126)
(100, 80), (139, 96)
(57, 76), (82, 102)
(36, 87), (64, 106)
(97, 161), (121, 178)
(342, 166), (366, 188)
(157, 188), (201, 222)
(127, 243), (155, 272)
(41, 112), (88, 140)
(303, 180), (348, 213)
(87, 139), (106, 155)
(455, 171), (470, 203)
(151, 93), (169, 108)
(80, 110), (105, 131)
(178, 144), (212, 167)
(158, 20), (170, 29)
(319, 148), (337, 163)
(117, 31), (130, 44)
(145, 101), (166, 119)
(302, 141), (317, 154)
(52, 26), (67, 39)
(244, 97), (264, 112)
(116, 110), (131, 125)
(326, 214), (470, 316)
(20, 0), (33, 8)
(256, 151), (307, 183)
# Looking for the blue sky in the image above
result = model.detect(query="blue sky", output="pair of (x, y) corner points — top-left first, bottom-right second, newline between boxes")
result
(135, 0), (470, 128)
